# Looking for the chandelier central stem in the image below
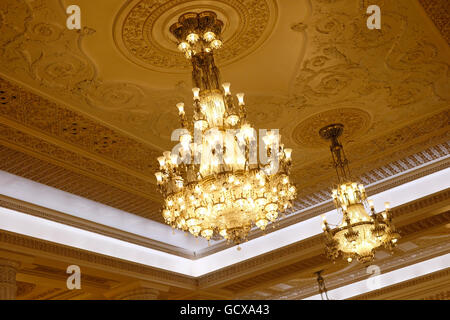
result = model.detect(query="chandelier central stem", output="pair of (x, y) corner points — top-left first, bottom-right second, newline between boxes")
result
(191, 52), (221, 92)
(319, 123), (351, 183)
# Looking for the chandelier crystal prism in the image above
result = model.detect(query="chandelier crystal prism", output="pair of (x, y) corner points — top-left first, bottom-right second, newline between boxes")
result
(319, 124), (400, 263)
(155, 11), (296, 245)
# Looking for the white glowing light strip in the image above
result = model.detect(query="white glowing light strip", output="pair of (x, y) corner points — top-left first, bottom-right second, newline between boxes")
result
(0, 206), (194, 275)
(0, 168), (448, 276)
(303, 253), (450, 300)
(0, 170), (209, 250)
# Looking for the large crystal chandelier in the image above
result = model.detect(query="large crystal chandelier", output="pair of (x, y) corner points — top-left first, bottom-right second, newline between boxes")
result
(155, 12), (296, 245)
(319, 124), (400, 263)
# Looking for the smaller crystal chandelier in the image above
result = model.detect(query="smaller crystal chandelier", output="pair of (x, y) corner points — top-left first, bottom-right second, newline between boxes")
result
(319, 124), (400, 263)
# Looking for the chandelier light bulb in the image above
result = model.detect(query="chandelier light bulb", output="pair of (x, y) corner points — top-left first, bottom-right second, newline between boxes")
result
(226, 115), (239, 126)
(236, 93), (245, 105)
(263, 132), (274, 146)
(384, 202), (390, 210)
(155, 172), (163, 184)
(201, 228), (213, 238)
(180, 134), (191, 148)
(284, 148), (292, 160)
(185, 50), (193, 59)
(222, 82), (231, 95)
(178, 41), (190, 52)
(210, 39), (222, 49)
(170, 153), (179, 165)
(192, 87), (200, 100)
(157, 156), (166, 168)
(368, 199), (374, 209)
(256, 218), (268, 230)
(203, 31), (216, 42)
(186, 32), (199, 43)
(219, 229), (228, 238)
(176, 102), (185, 115)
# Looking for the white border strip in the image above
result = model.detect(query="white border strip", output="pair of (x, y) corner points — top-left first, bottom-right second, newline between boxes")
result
(0, 206), (194, 275)
(304, 253), (450, 300)
(0, 170), (209, 250)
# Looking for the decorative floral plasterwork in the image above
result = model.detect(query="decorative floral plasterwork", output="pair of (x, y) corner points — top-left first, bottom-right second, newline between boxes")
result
(115, 0), (276, 71)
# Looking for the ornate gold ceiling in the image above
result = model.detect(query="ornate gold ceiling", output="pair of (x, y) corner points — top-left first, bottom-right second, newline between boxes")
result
(0, 0), (449, 226)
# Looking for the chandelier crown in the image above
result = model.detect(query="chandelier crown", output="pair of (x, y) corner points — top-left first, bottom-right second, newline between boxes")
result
(155, 12), (296, 245)
(320, 124), (400, 263)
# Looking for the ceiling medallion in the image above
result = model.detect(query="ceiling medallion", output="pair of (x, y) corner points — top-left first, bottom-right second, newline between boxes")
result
(320, 124), (400, 263)
(155, 11), (296, 246)
(292, 108), (372, 149)
(114, 0), (277, 72)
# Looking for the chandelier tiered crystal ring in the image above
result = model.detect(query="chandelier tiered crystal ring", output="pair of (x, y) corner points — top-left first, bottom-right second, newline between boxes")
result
(320, 124), (400, 263)
(155, 12), (296, 245)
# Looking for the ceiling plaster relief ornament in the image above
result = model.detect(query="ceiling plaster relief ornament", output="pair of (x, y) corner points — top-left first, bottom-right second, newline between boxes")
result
(0, 78), (162, 194)
(114, 0), (277, 72)
(418, 0), (450, 45)
(289, 0), (448, 121)
(83, 81), (145, 111)
(0, 0), (180, 148)
(292, 108), (372, 149)
(35, 53), (95, 89)
(290, 22), (307, 33)
(16, 281), (36, 298)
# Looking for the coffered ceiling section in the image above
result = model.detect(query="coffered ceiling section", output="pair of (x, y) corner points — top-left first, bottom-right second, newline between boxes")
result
(0, 0), (449, 223)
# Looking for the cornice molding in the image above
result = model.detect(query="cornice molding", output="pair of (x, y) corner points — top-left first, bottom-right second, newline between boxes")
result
(0, 230), (197, 289)
(0, 194), (194, 259)
(351, 267), (450, 300)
